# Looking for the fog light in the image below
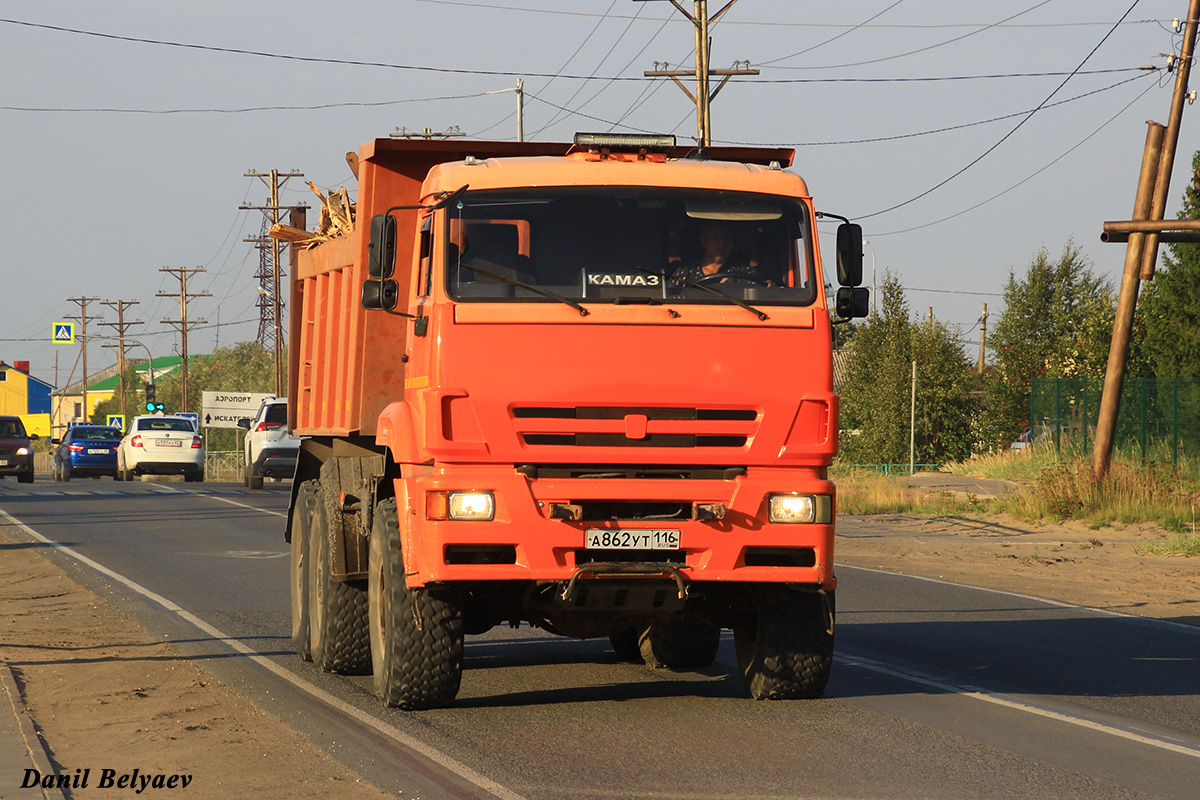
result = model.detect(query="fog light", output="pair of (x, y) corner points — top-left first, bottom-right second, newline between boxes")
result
(768, 494), (816, 524)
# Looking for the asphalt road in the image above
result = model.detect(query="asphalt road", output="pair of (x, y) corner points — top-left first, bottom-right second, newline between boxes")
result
(2, 476), (1199, 800)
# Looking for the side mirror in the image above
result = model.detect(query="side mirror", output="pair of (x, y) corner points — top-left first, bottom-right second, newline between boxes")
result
(368, 214), (397, 279)
(361, 279), (399, 311)
(836, 223), (863, 287)
(28, 433), (39, 441)
(836, 287), (870, 319)
(236, 418), (251, 430)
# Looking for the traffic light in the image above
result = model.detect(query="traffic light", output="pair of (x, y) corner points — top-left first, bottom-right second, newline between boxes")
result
(144, 383), (164, 413)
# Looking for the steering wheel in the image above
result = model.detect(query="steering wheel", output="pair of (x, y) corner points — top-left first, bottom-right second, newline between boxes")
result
(694, 271), (770, 288)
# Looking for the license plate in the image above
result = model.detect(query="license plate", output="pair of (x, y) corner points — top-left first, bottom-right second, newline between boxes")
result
(157, 440), (182, 447)
(0, 459), (7, 466)
(584, 529), (680, 550)
(87, 448), (110, 455)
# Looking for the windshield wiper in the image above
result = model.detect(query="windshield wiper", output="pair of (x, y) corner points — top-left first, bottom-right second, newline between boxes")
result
(460, 264), (590, 316)
(637, 268), (768, 321)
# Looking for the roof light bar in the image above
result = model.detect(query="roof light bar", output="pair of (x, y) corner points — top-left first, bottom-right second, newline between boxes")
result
(573, 132), (677, 150)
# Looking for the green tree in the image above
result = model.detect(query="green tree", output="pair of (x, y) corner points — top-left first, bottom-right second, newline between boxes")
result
(839, 274), (977, 465)
(1142, 150), (1200, 378)
(983, 242), (1112, 447)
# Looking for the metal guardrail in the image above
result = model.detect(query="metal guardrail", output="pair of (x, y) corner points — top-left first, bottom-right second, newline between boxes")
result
(204, 450), (245, 482)
(836, 464), (942, 476)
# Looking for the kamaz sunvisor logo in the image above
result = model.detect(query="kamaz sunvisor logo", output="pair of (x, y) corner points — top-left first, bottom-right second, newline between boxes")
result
(586, 273), (660, 287)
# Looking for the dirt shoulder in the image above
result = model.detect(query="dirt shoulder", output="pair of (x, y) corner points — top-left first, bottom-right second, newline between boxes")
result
(838, 512), (1200, 624)
(0, 521), (392, 800)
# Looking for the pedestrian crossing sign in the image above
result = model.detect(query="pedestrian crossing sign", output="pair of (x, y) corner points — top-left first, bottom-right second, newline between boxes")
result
(53, 322), (75, 344)
(106, 415), (125, 431)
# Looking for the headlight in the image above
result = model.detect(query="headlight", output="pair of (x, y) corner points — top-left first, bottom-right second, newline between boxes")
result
(16, 446), (30, 456)
(768, 494), (832, 524)
(427, 491), (495, 521)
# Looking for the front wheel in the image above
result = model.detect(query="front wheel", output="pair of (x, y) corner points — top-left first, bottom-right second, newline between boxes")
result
(369, 497), (463, 709)
(734, 588), (834, 700)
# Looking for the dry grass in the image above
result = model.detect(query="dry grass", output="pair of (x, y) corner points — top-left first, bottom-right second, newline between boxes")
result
(836, 444), (1200, 552)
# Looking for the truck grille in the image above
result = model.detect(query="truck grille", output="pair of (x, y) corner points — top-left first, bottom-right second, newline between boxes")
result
(514, 405), (756, 449)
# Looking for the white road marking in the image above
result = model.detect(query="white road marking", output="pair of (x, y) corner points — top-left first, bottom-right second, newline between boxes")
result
(839, 564), (1200, 636)
(0, 508), (529, 800)
(836, 651), (1200, 759)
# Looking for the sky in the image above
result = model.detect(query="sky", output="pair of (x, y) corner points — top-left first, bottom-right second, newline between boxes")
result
(2, 0), (1196, 389)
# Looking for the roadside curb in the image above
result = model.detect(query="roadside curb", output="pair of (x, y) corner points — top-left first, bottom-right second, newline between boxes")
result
(1, 661), (66, 800)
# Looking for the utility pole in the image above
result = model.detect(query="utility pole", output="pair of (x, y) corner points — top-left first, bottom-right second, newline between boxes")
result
(243, 169), (304, 397)
(157, 267), (210, 413)
(977, 303), (988, 374)
(641, 0), (759, 146)
(1094, 0), (1200, 480)
(99, 300), (142, 425)
(65, 296), (101, 423)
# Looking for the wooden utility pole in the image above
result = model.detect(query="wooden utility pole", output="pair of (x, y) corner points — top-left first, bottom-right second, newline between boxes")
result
(1094, 0), (1200, 480)
(99, 300), (141, 426)
(978, 303), (988, 374)
(641, 1), (759, 146)
(243, 169), (304, 397)
(157, 267), (210, 413)
(65, 296), (101, 423)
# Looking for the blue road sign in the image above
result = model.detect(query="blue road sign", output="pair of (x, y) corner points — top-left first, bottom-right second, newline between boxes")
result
(106, 415), (125, 431)
(53, 322), (76, 344)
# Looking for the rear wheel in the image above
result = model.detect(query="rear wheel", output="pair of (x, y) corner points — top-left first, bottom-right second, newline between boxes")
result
(307, 489), (370, 674)
(369, 497), (463, 709)
(246, 459), (263, 490)
(290, 480), (317, 661)
(59, 463), (70, 482)
(639, 617), (721, 669)
(734, 588), (834, 700)
(608, 627), (643, 662)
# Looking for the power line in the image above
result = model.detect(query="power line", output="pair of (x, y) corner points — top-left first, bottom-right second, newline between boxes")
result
(856, 0), (1145, 222)
(712, 71), (1156, 148)
(0, 18), (1150, 85)
(871, 74), (1159, 236)
(760, 0), (1055, 70)
(409, 2), (1167, 31)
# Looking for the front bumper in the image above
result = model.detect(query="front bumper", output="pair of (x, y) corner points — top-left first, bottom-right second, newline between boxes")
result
(393, 464), (836, 590)
(0, 453), (33, 476)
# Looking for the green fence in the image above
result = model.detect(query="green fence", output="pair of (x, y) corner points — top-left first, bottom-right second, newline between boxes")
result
(1030, 378), (1200, 463)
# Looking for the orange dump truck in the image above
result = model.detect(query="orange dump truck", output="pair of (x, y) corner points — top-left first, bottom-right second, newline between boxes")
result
(283, 133), (868, 709)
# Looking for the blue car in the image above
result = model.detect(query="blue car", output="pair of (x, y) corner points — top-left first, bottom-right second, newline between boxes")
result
(52, 425), (123, 481)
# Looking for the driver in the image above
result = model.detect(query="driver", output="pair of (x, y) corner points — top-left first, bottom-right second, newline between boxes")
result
(670, 221), (771, 285)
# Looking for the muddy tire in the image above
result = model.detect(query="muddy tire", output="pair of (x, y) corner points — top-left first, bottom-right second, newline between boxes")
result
(307, 488), (371, 674)
(290, 480), (317, 661)
(734, 588), (834, 700)
(639, 617), (721, 669)
(369, 498), (463, 709)
(609, 627), (643, 662)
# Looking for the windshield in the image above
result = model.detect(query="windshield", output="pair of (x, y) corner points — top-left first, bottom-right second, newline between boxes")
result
(0, 418), (26, 438)
(444, 189), (817, 307)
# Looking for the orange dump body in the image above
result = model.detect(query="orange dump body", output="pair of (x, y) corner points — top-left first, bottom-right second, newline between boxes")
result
(291, 138), (838, 593)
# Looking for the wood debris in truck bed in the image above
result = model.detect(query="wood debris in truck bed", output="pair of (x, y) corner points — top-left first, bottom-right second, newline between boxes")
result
(268, 182), (355, 248)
